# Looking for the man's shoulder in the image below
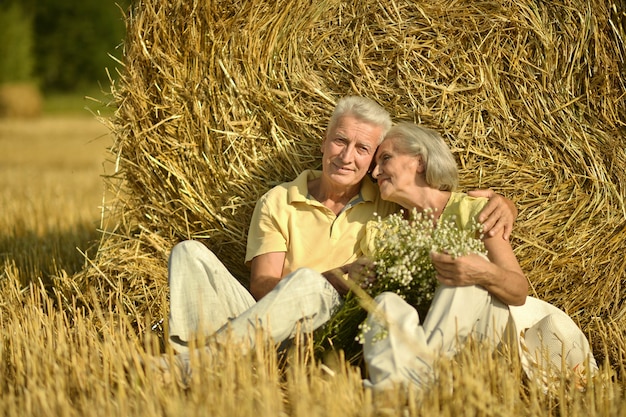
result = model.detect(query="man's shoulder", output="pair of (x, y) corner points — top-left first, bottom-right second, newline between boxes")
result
(259, 169), (320, 204)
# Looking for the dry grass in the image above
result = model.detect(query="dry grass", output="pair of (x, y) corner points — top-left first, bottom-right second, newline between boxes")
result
(1, 0), (626, 414)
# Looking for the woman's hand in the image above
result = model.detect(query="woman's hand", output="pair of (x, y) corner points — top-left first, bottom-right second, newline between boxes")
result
(430, 232), (529, 306)
(430, 251), (491, 287)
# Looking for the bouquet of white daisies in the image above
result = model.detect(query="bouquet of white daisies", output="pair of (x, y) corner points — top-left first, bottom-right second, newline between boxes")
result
(314, 208), (487, 363)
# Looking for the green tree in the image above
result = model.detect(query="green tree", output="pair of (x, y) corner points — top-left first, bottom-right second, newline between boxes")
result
(0, 3), (35, 84)
(33, 0), (130, 92)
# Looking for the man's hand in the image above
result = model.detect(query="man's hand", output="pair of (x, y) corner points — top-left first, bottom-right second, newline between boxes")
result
(322, 268), (351, 296)
(343, 257), (377, 289)
(468, 189), (517, 241)
(324, 257), (377, 296)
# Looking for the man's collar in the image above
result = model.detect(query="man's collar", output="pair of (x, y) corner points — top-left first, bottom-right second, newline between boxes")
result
(359, 175), (378, 202)
(287, 169), (378, 204)
(287, 170), (321, 203)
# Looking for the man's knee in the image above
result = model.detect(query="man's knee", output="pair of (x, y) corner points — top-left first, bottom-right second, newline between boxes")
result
(280, 268), (329, 292)
(171, 240), (215, 262)
(275, 268), (342, 310)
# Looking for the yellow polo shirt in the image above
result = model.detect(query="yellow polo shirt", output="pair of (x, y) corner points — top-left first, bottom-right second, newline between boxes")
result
(245, 170), (398, 276)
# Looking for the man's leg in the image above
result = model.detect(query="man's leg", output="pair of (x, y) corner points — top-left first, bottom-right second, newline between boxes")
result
(157, 267), (340, 385)
(213, 267), (343, 349)
(168, 240), (256, 352)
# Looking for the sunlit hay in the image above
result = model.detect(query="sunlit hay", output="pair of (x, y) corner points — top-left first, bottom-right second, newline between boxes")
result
(135, 326), (342, 416)
(416, 338), (525, 415)
(70, 0), (626, 378)
(142, 337), (286, 415)
(420, 337), (622, 417)
(0, 266), (625, 415)
(587, 316), (626, 386)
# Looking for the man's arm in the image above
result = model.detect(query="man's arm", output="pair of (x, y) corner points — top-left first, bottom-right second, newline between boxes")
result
(322, 257), (377, 297)
(251, 253), (355, 299)
(249, 251), (286, 300)
(468, 189), (518, 241)
(251, 254), (375, 300)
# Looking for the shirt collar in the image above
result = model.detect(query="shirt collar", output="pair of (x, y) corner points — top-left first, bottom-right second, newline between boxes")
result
(359, 175), (378, 202)
(287, 169), (378, 204)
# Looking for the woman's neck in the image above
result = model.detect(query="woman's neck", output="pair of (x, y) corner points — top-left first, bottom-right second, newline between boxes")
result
(396, 187), (451, 220)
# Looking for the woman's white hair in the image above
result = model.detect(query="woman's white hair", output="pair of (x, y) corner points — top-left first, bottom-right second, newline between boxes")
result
(384, 122), (458, 191)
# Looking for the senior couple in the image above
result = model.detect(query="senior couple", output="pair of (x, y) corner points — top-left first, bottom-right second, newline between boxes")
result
(164, 96), (597, 390)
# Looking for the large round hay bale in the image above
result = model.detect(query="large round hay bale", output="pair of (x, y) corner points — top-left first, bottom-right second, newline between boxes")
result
(0, 83), (42, 118)
(71, 0), (625, 369)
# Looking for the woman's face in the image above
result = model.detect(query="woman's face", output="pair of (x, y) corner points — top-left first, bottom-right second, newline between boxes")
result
(372, 137), (422, 202)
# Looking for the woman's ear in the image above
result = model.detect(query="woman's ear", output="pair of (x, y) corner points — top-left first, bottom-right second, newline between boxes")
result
(415, 154), (425, 173)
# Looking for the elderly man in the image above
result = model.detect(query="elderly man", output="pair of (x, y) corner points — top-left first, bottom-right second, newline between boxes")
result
(165, 96), (516, 358)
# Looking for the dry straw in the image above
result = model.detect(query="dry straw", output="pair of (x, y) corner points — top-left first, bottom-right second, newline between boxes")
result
(67, 0), (625, 373)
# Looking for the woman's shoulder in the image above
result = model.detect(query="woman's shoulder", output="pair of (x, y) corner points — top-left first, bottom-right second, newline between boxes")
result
(442, 192), (488, 227)
(447, 192), (487, 213)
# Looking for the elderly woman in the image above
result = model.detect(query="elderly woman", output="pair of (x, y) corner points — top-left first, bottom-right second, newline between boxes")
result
(359, 122), (597, 391)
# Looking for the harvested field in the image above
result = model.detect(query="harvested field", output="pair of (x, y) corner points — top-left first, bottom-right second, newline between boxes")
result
(1, 0), (625, 415)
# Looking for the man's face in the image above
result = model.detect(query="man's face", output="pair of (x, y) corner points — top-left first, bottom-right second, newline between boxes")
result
(321, 115), (383, 190)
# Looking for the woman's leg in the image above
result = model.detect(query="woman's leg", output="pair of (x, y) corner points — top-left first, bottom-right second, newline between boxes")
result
(422, 284), (510, 354)
(362, 292), (434, 390)
(363, 286), (510, 390)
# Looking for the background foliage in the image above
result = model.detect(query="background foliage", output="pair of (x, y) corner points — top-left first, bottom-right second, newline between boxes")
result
(0, 3), (34, 84)
(0, 0), (131, 92)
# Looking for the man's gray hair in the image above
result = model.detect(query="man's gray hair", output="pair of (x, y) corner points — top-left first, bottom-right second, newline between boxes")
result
(327, 96), (392, 144)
